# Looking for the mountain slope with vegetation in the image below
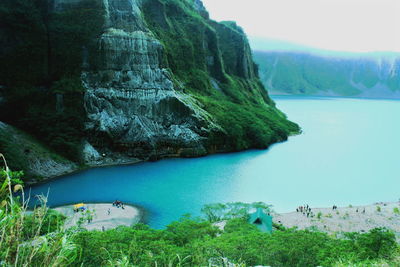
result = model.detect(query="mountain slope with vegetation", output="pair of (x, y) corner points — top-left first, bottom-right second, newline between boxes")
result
(254, 50), (400, 98)
(0, 0), (298, 183)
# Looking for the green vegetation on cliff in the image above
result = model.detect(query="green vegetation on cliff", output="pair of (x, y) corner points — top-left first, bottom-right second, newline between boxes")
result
(143, 0), (299, 150)
(0, 122), (76, 183)
(0, 0), (104, 166)
(0, 0), (299, 182)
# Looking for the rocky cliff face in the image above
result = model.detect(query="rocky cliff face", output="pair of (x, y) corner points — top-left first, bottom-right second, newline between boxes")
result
(0, 0), (299, 182)
(81, 0), (219, 164)
(0, 122), (77, 183)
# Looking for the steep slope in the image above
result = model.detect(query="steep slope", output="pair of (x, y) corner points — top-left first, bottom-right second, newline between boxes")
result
(254, 51), (400, 98)
(0, 0), (299, 183)
(0, 122), (77, 183)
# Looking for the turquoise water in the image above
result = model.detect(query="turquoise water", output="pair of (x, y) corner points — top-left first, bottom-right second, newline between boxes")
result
(28, 97), (400, 228)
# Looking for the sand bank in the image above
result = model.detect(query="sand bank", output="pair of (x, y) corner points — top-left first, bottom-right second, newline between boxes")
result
(274, 202), (400, 237)
(54, 203), (143, 231)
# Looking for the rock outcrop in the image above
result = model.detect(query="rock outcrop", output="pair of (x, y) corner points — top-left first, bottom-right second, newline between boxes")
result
(0, 122), (77, 184)
(81, 0), (221, 164)
(0, 0), (299, 182)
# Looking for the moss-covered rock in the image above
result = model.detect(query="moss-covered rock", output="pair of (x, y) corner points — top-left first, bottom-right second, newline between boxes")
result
(0, 0), (299, 183)
(0, 122), (78, 184)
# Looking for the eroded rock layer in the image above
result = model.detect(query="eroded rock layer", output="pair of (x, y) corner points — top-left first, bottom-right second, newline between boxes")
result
(0, 0), (299, 182)
(81, 0), (220, 164)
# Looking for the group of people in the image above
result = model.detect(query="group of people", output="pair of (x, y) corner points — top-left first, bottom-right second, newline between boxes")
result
(73, 207), (86, 213)
(355, 208), (366, 213)
(333, 205), (366, 213)
(296, 204), (314, 218)
(113, 200), (125, 209)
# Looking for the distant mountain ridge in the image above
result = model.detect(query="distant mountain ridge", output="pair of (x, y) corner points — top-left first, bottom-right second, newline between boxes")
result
(250, 37), (400, 59)
(253, 50), (400, 98)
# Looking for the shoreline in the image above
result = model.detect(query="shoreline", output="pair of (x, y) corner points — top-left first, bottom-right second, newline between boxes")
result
(25, 158), (143, 186)
(273, 201), (400, 238)
(26, 137), (295, 187)
(53, 202), (147, 231)
(50, 201), (400, 236)
(271, 94), (400, 102)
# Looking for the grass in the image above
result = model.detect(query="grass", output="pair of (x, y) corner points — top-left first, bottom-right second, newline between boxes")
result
(0, 154), (77, 266)
(334, 254), (400, 267)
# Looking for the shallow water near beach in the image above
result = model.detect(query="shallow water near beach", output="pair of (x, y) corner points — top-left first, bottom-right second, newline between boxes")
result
(28, 97), (400, 228)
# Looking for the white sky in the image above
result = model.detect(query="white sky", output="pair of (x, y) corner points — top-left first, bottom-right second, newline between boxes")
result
(201, 0), (400, 53)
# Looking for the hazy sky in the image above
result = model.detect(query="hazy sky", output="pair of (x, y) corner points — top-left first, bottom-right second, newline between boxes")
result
(201, 0), (400, 53)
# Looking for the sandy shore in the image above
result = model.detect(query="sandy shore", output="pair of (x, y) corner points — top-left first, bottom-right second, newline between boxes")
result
(273, 202), (400, 238)
(53, 201), (400, 236)
(54, 203), (143, 231)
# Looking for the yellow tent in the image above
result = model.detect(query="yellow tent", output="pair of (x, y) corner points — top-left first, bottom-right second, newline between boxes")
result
(73, 203), (85, 210)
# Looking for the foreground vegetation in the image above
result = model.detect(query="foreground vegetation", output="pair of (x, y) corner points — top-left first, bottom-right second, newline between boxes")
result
(1, 159), (399, 266)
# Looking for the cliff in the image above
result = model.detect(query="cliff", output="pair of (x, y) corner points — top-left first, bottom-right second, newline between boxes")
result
(254, 50), (400, 98)
(0, 122), (77, 179)
(0, 0), (299, 183)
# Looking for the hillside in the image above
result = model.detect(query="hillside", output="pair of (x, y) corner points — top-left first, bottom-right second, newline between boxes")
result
(0, 0), (298, 183)
(254, 50), (400, 98)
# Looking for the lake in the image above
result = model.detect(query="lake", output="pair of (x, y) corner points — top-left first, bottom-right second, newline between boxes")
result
(28, 97), (400, 228)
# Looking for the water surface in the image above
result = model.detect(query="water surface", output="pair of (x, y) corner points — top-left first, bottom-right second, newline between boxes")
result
(29, 97), (400, 228)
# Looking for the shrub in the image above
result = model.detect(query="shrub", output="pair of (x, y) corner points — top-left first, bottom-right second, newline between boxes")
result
(0, 155), (78, 266)
(393, 207), (400, 214)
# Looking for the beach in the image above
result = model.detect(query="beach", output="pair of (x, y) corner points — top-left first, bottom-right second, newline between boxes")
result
(273, 202), (400, 238)
(53, 201), (400, 238)
(54, 203), (143, 231)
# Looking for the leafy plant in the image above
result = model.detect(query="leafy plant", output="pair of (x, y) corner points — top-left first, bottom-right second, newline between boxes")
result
(0, 154), (77, 266)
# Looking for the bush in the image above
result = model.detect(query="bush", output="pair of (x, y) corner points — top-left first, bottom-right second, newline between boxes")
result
(0, 159), (77, 266)
(394, 207), (400, 214)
